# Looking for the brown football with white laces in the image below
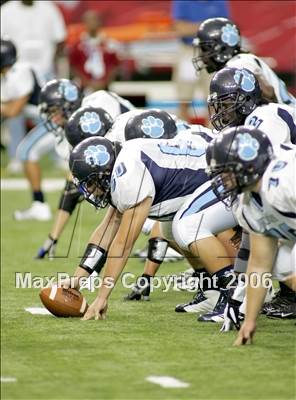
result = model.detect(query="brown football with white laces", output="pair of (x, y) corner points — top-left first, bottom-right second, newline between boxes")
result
(39, 286), (88, 317)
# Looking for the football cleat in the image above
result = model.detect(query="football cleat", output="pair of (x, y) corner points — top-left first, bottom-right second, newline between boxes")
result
(175, 289), (220, 313)
(14, 201), (52, 221)
(35, 236), (57, 260)
(124, 275), (151, 301)
(197, 290), (228, 322)
(265, 295), (296, 319)
(262, 290), (294, 314)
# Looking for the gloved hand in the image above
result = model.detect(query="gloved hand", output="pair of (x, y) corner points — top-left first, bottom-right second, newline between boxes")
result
(220, 297), (243, 332)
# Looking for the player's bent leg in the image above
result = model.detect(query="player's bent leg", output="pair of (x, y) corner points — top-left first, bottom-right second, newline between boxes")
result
(172, 196), (237, 319)
(36, 179), (84, 259)
(135, 220), (183, 262)
(125, 221), (184, 301)
(14, 123), (56, 221)
(265, 242), (296, 319)
(124, 236), (169, 301)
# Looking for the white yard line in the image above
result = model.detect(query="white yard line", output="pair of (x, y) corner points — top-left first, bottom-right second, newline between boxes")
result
(25, 307), (52, 315)
(1, 178), (64, 191)
(146, 375), (190, 388)
(1, 377), (17, 383)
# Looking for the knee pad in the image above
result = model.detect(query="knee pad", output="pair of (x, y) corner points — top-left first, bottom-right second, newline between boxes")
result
(58, 180), (84, 214)
(147, 237), (169, 264)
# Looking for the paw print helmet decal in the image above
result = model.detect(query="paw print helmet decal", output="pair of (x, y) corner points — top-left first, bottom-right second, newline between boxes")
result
(65, 106), (113, 147)
(69, 137), (121, 208)
(124, 110), (177, 141)
(192, 17), (241, 73)
(39, 79), (82, 128)
(208, 67), (262, 131)
(206, 126), (274, 206)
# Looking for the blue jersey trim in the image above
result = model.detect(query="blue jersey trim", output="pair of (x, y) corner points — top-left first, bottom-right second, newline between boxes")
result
(180, 186), (219, 218)
(277, 107), (296, 144)
(140, 151), (209, 206)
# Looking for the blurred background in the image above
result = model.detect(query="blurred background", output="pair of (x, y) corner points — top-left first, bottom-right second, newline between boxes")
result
(1, 0), (295, 172)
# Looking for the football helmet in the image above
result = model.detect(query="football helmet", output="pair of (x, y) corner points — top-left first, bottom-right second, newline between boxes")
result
(0, 39), (17, 69)
(208, 67), (262, 131)
(65, 106), (113, 148)
(39, 79), (82, 129)
(124, 110), (178, 141)
(192, 17), (241, 73)
(69, 137), (120, 208)
(206, 126), (274, 206)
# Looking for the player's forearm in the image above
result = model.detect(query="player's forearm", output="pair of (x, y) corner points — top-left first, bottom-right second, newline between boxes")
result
(88, 207), (121, 250)
(99, 241), (134, 299)
(244, 263), (269, 323)
(244, 234), (277, 323)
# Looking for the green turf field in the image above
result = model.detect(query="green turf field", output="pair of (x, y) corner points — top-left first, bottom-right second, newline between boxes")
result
(1, 189), (296, 400)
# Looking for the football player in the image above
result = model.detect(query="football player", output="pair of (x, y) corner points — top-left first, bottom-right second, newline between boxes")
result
(14, 79), (83, 221)
(207, 66), (295, 325)
(1, 39), (41, 173)
(35, 89), (136, 258)
(206, 127), (296, 344)
(105, 108), (233, 303)
(192, 17), (295, 105)
(61, 110), (240, 320)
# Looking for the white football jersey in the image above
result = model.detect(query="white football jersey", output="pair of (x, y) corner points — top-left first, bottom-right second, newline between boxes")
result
(244, 103), (296, 148)
(81, 90), (135, 120)
(226, 53), (295, 105)
(110, 129), (213, 219)
(234, 149), (296, 241)
(1, 61), (34, 102)
(106, 109), (145, 143)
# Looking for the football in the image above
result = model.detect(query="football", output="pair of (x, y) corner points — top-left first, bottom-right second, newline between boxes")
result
(39, 286), (88, 317)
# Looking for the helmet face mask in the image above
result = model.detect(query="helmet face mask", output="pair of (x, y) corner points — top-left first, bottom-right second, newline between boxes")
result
(192, 39), (231, 73)
(69, 137), (119, 210)
(192, 18), (241, 74)
(39, 79), (82, 131)
(208, 163), (245, 207)
(206, 127), (274, 206)
(208, 67), (262, 131)
(78, 174), (111, 209)
(208, 92), (247, 130)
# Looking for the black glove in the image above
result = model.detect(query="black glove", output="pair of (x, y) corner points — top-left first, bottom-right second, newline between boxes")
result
(221, 297), (243, 332)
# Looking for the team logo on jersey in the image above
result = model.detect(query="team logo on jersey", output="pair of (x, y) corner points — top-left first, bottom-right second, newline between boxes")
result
(80, 112), (102, 134)
(237, 133), (259, 161)
(59, 81), (78, 102)
(234, 69), (256, 92)
(141, 116), (164, 138)
(221, 24), (239, 47)
(84, 145), (110, 166)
